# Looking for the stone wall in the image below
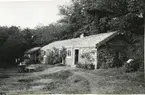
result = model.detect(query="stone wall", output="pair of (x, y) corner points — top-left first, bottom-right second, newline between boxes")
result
(97, 35), (127, 69)
(97, 45), (116, 69)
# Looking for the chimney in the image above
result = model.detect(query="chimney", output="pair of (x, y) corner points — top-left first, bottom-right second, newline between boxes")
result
(80, 33), (84, 38)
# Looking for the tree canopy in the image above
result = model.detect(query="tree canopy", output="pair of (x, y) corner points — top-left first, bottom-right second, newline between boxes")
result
(58, 0), (144, 36)
(0, 0), (144, 67)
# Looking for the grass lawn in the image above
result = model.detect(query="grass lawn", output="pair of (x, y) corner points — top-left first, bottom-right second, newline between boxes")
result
(41, 70), (90, 94)
(83, 67), (145, 94)
(0, 65), (90, 94)
(0, 65), (144, 94)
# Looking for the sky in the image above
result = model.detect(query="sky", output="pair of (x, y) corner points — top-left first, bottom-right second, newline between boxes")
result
(0, 0), (71, 29)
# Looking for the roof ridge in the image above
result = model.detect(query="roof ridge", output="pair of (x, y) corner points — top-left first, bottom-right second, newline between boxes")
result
(52, 31), (118, 44)
(41, 31), (118, 50)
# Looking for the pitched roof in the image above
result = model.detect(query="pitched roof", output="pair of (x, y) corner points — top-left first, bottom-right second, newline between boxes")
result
(25, 47), (41, 54)
(41, 31), (118, 51)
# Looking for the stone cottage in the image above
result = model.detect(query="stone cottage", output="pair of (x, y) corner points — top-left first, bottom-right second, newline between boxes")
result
(40, 5), (127, 69)
(40, 31), (127, 69)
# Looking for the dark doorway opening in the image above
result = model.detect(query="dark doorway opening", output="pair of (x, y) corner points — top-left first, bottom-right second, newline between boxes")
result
(75, 49), (79, 64)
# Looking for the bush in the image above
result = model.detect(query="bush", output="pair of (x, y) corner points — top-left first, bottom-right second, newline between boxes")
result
(124, 58), (141, 72)
(46, 48), (61, 65)
(76, 63), (94, 70)
(55, 63), (65, 66)
(46, 47), (67, 65)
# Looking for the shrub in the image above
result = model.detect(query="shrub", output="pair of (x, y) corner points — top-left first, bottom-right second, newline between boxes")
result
(55, 63), (65, 66)
(80, 51), (96, 70)
(76, 63), (86, 69)
(76, 63), (94, 70)
(46, 47), (67, 65)
(60, 47), (67, 64)
(87, 63), (95, 69)
(46, 48), (61, 65)
(124, 58), (141, 72)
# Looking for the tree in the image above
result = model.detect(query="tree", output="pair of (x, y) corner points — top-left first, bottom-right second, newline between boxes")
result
(59, 0), (88, 37)
(21, 28), (34, 48)
(0, 26), (9, 47)
(58, 0), (144, 70)
(0, 26), (33, 66)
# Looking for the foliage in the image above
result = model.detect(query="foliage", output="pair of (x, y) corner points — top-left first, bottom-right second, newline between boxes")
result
(81, 52), (92, 61)
(58, 0), (144, 71)
(124, 34), (144, 71)
(76, 63), (95, 70)
(46, 47), (67, 65)
(0, 26), (34, 66)
(0, 0), (144, 69)
(0, 24), (68, 67)
(98, 45), (124, 69)
(46, 48), (61, 65)
(124, 58), (142, 72)
(60, 47), (67, 60)
(60, 47), (67, 64)
(21, 28), (34, 48)
(81, 51), (96, 65)
(58, 0), (144, 36)
(33, 23), (69, 45)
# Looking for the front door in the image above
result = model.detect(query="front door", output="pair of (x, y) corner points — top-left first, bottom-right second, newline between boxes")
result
(74, 49), (79, 64)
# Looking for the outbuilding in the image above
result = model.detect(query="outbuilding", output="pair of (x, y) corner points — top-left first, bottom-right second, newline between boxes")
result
(24, 47), (41, 64)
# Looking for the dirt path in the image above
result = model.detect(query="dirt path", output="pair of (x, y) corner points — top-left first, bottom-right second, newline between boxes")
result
(73, 70), (114, 94)
(30, 66), (114, 94)
(32, 66), (75, 76)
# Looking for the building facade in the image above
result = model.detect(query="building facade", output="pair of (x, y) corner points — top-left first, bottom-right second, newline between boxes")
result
(40, 32), (127, 69)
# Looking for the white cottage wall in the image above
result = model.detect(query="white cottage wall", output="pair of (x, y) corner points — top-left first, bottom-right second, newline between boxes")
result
(65, 48), (74, 66)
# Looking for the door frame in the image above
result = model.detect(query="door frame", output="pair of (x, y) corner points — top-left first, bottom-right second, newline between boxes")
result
(74, 49), (79, 65)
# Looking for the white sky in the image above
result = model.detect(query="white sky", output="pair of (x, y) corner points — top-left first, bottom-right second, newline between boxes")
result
(0, 0), (71, 29)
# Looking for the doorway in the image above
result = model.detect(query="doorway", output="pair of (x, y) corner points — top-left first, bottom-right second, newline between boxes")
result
(74, 49), (79, 64)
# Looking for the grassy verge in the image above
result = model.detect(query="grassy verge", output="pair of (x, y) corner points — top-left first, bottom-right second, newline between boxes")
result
(88, 67), (145, 94)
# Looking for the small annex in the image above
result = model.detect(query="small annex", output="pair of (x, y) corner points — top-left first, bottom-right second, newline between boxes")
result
(40, 31), (127, 69)
(24, 47), (41, 63)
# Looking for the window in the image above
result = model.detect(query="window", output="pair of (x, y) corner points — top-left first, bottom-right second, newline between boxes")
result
(67, 50), (71, 57)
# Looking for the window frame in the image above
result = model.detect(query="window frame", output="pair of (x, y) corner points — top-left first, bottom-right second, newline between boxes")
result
(67, 49), (72, 58)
